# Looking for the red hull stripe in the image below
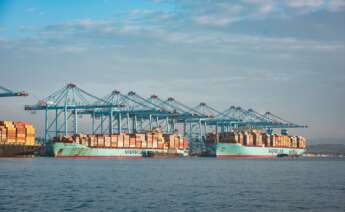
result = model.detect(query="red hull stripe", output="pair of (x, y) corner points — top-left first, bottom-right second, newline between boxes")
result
(55, 155), (143, 159)
(217, 155), (275, 158)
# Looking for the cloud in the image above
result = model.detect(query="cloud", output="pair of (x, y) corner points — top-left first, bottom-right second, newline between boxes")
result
(2, 1), (344, 57)
(25, 7), (45, 15)
(192, 15), (237, 26)
(2, 14), (343, 57)
(185, 0), (345, 26)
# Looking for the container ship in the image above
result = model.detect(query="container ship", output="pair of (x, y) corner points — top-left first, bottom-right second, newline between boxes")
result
(0, 121), (39, 157)
(47, 129), (189, 158)
(204, 130), (306, 158)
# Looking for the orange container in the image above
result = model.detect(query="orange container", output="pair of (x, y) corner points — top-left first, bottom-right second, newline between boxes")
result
(129, 137), (136, 148)
(124, 137), (130, 148)
(111, 140), (118, 148)
(252, 132), (262, 146)
(97, 136), (105, 147)
(123, 134), (130, 142)
(183, 138), (188, 149)
(118, 134), (124, 142)
(147, 139), (153, 148)
(135, 134), (145, 141)
(169, 139), (175, 148)
(117, 139), (124, 148)
(110, 135), (118, 147)
(135, 140), (142, 148)
(237, 132), (244, 144)
(152, 139), (158, 148)
(157, 143), (164, 149)
(111, 134), (118, 142)
(179, 138), (184, 149)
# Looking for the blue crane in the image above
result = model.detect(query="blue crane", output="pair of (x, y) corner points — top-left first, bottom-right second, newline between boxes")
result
(25, 83), (308, 147)
(25, 83), (113, 143)
(0, 86), (28, 97)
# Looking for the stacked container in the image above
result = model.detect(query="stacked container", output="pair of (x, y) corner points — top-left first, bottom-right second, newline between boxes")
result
(281, 135), (290, 147)
(0, 125), (6, 144)
(129, 136), (136, 148)
(206, 130), (306, 149)
(24, 122), (35, 145)
(53, 130), (189, 151)
(238, 132), (244, 145)
(104, 135), (111, 147)
(14, 122), (26, 144)
(262, 133), (271, 147)
(243, 131), (254, 146)
(97, 135), (105, 147)
(110, 134), (118, 148)
(0, 121), (36, 146)
(123, 134), (130, 148)
(163, 133), (188, 150)
(290, 136), (298, 148)
(88, 135), (96, 147)
(118, 134), (124, 148)
(5, 121), (16, 144)
(251, 131), (263, 146)
(297, 136), (306, 148)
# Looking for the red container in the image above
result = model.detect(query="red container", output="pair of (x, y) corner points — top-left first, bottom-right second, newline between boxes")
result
(183, 138), (189, 149)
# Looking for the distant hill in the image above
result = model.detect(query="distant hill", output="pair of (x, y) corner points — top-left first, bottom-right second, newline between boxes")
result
(306, 144), (345, 155)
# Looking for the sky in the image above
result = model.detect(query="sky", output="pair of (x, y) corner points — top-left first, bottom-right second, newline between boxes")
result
(0, 0), (344, 143)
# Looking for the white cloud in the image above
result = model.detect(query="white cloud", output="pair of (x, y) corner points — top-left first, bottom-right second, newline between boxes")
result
(192, 15), (237, 26)
(4, 16), (343, 56)
(4, 1), (344, 56)
(283, 0), (345, 13)
(284, 0), (324, 8)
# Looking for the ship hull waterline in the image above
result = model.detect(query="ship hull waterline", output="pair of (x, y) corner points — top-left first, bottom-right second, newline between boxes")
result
(206, 143), (305, 158)
(0, 144), (40, 157)
(49, 142), (188, 158)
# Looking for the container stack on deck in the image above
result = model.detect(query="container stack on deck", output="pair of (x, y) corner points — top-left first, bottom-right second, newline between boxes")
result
(0, 121), (35, 146)
(52, 130), (189, 151)
(205, 130), (306, 149)
(0, 120), (37, 157)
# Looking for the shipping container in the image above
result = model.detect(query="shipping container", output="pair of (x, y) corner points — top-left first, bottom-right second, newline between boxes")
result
(243, 132), (254, 146)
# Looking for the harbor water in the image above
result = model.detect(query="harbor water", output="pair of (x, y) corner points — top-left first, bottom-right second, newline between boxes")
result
(0, 157), (344, 212)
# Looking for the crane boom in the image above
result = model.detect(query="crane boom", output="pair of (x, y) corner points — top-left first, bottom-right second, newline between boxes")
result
(0, 86), (28, 97)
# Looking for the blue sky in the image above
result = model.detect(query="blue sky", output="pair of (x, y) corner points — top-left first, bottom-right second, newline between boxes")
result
(0, 0), (344, 143)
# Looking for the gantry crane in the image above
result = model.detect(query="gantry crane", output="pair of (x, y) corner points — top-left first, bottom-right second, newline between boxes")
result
(25, 83), (307, 147)
(0, 86), (28, 97)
